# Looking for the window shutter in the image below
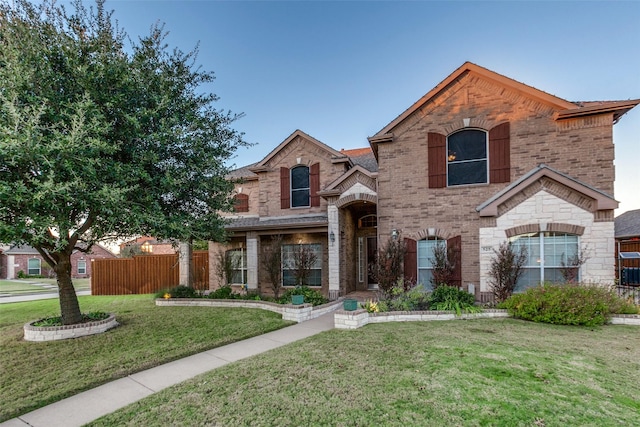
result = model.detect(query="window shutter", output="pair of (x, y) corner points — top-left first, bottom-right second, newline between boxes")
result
(404, 238), (417, 284)
(489, 122), (510, 183)
(280, 167), (290, 209)
(447, 235), (462, 288)
(234, 194), (249, 213)
(428, 132), (446, 188)
(310, 163), (320, 207)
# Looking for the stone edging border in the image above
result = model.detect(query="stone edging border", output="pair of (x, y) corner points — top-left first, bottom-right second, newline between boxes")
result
(24, 313), (119, 342)
(155, 299), (640, 329)
(155, 298), (344, 323)
(334, 309), (640, 329)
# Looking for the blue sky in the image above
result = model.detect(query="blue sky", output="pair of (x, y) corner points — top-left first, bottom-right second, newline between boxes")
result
(104, 0), (639, 214)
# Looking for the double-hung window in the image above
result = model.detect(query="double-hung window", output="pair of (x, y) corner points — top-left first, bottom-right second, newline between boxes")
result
(77, 260), (87, 275)
(417, 238), (444, 290)
(28, 258), (41, 276)
(226, 248), (247, 284)
(447, 129), (488, 186)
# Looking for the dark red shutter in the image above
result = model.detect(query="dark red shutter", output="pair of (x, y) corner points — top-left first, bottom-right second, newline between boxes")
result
(310, 163), (320, 207)
(234, 194), (249, 212)
(404, 238), (417, 284)
(489, 122), (510, 183)
(447, 235), (462, 288)
(280, 167), (290, 209)
(428, 132), (447, 188)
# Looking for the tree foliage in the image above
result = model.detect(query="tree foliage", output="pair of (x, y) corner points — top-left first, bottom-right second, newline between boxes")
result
(430, 242), (459, 289)
(0, 0), (246, 323)
(369, 234), (406, 296)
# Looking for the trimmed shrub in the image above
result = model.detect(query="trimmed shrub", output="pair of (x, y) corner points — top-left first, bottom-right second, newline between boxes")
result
(156, 285), (200, 299)
(502, 283), (638, 326)
(381, 284), (431, 312)
(429, 285), (480, 315)
(278, 286), (328, 306)
(207, 285), (235, 299)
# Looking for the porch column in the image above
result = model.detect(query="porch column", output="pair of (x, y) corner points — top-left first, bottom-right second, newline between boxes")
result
(178, 242), (191, 286)
(328, 204), (340, 300)
(246, 232), (259, 290)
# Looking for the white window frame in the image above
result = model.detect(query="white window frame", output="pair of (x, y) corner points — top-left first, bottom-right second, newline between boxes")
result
(226, 248), (247, 285)
(27, 258), (41, 276)
(77, 260), (87, 275)
(417, 238), (444, 290)
(510, 232), (580, 291)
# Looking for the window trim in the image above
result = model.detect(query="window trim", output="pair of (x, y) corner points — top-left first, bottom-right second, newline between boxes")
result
(417, 237), (444, 290)
(77, 260), (87, 275)
(510, 232), (580, 291)
(27, 258), (41, 276)
(226, 248), (247, 285)
(446, 128), (489, 187)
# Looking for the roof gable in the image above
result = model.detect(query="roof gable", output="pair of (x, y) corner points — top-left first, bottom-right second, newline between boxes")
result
(250, 129), (348, 172)
(476, 164), (618, 217)
(371, 62), (578, 140)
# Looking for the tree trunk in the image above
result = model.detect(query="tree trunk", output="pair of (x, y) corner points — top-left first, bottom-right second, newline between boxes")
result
(55, 255), (83, 325)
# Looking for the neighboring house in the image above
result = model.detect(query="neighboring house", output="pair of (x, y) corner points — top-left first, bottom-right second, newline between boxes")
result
(3, 244), (116, 279)
(615, 209), (640, 242)
(119, 236), (177, 255)
(210, 62), (639, 301)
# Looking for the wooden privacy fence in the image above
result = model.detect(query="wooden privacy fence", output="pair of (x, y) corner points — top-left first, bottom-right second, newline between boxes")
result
(91, 251), (209, 295)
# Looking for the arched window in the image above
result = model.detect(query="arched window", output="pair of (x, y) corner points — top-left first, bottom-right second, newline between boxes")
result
(510, 232), (580, 291)
(291, 165), (310, 208)
(358, 214), (377, 228)
(234, 193), (249, 213)
(447, 129), (488, 186)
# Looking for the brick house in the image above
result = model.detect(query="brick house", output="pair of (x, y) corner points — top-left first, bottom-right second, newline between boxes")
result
(3, 244), (116, 279)
(119, 236), (177, 255)
(210, 62), (639, 301)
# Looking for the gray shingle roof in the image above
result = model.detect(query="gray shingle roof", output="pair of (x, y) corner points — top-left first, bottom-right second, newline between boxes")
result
(5, 244), (40, 255)
(226, 215), (328, 231)
(615, 209), (640, 239)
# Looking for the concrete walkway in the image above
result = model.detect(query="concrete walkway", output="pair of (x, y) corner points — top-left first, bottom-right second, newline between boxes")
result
(1, 312), (336, 427)
(0, 290), (91, 304)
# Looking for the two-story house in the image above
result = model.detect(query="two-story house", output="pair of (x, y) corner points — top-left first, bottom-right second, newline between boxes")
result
(209, 62), (638, 301)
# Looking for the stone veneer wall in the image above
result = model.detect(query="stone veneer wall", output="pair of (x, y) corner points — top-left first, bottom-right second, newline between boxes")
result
(479, 190), (614, 293)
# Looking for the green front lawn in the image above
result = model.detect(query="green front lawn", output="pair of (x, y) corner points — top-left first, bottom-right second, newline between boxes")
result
(90, 319), (640, 427)
(0, 295), (293, 422)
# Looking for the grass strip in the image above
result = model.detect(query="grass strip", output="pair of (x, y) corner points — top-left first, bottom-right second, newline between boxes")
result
(0, 294), (293, 422)
(90, 319), (640, 427)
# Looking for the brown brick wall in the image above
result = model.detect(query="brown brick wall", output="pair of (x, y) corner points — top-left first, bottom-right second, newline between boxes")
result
(377, 72), (615, 288)
(255, 135), (346, 217)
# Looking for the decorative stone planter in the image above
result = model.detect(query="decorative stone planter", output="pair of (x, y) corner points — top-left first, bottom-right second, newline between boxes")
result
(343, 299), (358, 311)
(24, 313), (119, 342)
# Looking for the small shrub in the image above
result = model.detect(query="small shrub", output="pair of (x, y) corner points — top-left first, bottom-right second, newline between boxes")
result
(381, 283), (431, 311)
(360, 300), (380, 313)
(502, 283), (635, 326)
(488, 241), (528, 303)
(157, 285), (200, 299)
(207, 285), (235, 299)
(32, 311), (109, 327)
(278, 286), (328, 306)
(429, 285), (480, 315)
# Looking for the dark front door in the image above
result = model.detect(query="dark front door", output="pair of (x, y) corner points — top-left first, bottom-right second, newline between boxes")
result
(367, 236), (377, 289)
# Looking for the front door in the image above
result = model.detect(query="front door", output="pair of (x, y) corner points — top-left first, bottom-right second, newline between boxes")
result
(367, 236), (378, 289)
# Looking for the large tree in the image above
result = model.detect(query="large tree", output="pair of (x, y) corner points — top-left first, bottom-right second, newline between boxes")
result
(0, 0), (246, 324)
